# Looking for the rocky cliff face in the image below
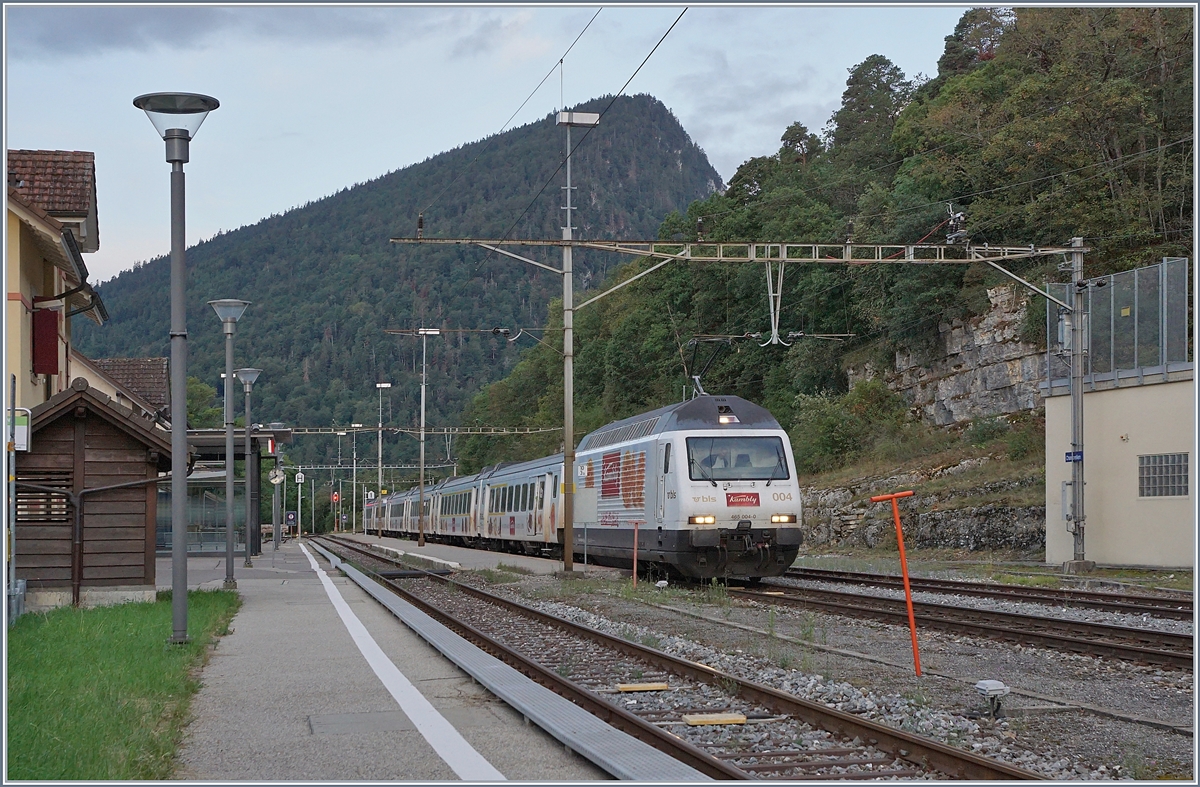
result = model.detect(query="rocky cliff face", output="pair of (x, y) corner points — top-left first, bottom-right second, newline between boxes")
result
(801, 457), (1045, 554)
(849, 286), (1045, 426)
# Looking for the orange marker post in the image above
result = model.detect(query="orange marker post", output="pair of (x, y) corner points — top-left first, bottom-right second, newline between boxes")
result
(869, 490), (921, 676)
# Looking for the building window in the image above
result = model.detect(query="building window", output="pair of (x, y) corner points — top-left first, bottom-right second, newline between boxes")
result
(1139, 453), (1189, 497)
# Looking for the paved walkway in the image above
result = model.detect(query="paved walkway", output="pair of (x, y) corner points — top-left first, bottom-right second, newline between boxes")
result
(165, 542), (607, 781)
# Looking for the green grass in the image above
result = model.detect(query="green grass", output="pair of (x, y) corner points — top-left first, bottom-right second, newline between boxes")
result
(6, 590), (241, 780)
(474, 567), (522, 583)
(494, 562), (535, 575)
(991, 571), (1062, 588)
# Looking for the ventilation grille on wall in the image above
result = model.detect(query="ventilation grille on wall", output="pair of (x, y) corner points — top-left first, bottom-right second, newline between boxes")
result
(579, 417), (660, 451)
(15, 470), (73, 522)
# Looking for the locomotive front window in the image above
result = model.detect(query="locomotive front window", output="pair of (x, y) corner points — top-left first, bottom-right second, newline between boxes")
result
(686, 436), (790, 482)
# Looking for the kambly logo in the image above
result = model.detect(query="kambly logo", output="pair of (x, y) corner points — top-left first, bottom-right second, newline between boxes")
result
(726, 492), (760, 507)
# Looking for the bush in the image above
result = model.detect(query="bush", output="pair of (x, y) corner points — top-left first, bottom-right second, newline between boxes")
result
(965, 416), (1010, 446)
(789, 380), (906, 473)
(1003, 411), (1045, 460)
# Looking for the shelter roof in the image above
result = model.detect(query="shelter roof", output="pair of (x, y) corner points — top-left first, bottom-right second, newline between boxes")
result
(30, 378), (173, 470)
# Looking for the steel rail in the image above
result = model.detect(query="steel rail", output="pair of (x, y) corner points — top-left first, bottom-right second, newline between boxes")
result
(785, 567), (1193, 620)
(739, 585), (1192, 670)
(317, 535), (1046, 781)
(314, 537), (746, 779)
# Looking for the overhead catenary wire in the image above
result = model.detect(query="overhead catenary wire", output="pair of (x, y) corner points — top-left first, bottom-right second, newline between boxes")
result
(481, 7), (689, 267)
(417, 7), (603, 219)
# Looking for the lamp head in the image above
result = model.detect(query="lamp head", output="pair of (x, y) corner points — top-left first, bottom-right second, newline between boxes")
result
(235, 368), (262, 390)
(556, 111), (600, 128)
(133, 92), (220, 139)
(209, 299), (251, 325)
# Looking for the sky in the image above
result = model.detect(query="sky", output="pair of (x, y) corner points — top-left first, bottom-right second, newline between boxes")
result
(5, 3), (970, 283)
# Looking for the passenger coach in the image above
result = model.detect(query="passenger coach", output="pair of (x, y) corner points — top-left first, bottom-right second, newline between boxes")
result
(365, 395), (802, 579)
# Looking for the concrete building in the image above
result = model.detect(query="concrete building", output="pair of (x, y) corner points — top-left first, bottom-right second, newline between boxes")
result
(1043, 258), (1194, 568)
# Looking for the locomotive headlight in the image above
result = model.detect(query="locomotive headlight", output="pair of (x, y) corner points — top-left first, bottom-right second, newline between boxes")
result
(771, 514), (797, 524)
(689, 515), (717, 525)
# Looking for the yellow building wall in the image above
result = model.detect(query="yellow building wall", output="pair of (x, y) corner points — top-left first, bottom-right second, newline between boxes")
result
(7, 212), (38, 409)
(6, 210), (73, 409)
(1045, 377), (1195, 568)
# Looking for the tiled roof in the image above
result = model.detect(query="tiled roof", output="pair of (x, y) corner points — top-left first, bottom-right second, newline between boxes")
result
(7, 149), (96, 216)
(6, 186), (63, 231)
(90, 357), (170, 411)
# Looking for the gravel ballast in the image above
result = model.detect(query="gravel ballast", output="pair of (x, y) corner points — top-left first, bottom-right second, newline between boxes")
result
(473, 572), (1194, 781)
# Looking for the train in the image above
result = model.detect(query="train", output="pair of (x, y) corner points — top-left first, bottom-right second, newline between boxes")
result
(364, 394), (803, 579)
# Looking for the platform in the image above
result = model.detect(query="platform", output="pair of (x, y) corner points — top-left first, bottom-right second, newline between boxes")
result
(338, 531), (626, 577)
(162, 539), (699, 781)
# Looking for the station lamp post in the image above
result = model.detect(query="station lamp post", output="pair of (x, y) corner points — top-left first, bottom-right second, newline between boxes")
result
(555, 110), (599, 572)
(336, 431), (346, 531)
(376, 383), (391, 496)
(389, 111), (597, 571)
(209, 299), (249, 589)
(134, 91), (220, 643)
(351, 424), (362, 532)
(236, 368), (261, 567)
(416, 329), (438, 547)
(383, 328), (439, 547)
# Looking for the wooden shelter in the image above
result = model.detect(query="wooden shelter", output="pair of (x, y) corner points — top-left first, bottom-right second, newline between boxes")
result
(13, 377), (172, 606)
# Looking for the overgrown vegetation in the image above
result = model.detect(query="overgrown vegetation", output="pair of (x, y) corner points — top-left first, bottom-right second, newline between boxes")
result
(6, 591), (241, 780)
(456, 7), (1191, 472)
(79, 9), (1192, 485)
(786, 380), (1046, 478)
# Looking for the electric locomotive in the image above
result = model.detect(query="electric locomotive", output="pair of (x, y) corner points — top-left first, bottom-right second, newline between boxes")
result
(364, 394), (802, 579)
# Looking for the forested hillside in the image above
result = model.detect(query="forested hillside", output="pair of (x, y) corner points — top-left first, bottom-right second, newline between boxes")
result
(74, 95), (721, 465)
(457, 7), (1193, 474)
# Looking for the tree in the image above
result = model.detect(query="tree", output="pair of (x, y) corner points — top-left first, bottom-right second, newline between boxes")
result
(780, 122), (823, 165)
(186, 376), (222, 428)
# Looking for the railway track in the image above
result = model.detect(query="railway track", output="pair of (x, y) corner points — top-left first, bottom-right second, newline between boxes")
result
(785, 567), (1193, 620)
(316, 535), (1044, 781)
(738, 583), (1193, 671)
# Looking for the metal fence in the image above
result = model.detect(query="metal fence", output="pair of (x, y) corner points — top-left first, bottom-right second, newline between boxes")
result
(1047, 258), (1191, 383)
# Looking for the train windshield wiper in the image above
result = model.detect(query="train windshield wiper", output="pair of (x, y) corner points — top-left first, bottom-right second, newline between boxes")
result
(692, 440), (718, 487)
(766, 446), (787, 486)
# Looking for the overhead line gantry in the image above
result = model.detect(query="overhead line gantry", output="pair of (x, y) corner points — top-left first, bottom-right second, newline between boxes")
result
(390, 234), (1092, 571)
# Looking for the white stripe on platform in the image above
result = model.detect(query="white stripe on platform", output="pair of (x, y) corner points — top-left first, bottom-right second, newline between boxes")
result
(300, 542), (505, 781)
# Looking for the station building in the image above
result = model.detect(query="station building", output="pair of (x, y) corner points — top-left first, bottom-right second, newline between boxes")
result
(1042, 258), (1194, 568)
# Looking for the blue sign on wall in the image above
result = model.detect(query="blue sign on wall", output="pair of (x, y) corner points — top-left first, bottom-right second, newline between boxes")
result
(1065, 451), (1083, 463)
